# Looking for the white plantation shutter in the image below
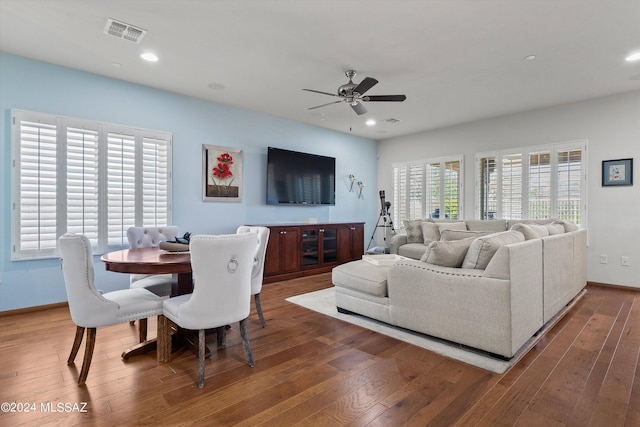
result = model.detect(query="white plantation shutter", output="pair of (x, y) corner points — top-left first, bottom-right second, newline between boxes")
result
(476, 141), (586, 225)
(393, 156), (463, 225)
(443, 160), (460, 220)
(529, 152), (551, 219)
(425, 163), (440, 218)
(14, 114), (58, 258)
(107, 131), (137, 248)
(502, 154), (523, 220)
(12, 110), (172, 260)
(66, 125), (100, 246)
(478, 156), (498, 220)
(142, 135), (170, 226)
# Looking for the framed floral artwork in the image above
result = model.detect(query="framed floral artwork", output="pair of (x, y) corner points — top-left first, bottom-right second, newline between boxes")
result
(602, 158), (633, 187)
(202, 145), (243, 201)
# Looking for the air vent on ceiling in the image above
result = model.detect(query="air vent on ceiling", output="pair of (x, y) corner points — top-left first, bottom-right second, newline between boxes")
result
(104, 18), (147, 43)
(385, 118), (401, 124)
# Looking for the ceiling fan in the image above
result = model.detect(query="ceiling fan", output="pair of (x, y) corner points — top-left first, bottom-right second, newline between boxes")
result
(303, 70), (406, 115)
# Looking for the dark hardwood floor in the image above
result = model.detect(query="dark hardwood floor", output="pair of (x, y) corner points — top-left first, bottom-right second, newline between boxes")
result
(1, 274), (639, 426)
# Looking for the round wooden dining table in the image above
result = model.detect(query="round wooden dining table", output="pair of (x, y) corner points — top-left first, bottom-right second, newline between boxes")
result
(101, 246), (193, 296)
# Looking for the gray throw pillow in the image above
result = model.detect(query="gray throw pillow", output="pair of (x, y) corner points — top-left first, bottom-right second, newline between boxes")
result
(553, 220), (579, 232)
(462, 230), (525, 269)
(421, 222), (441, 245)
(509, 223), (549, 240)
(420, 237), (476, 268)
(403, 219), (432, 243)
(545, 223), (565, 235)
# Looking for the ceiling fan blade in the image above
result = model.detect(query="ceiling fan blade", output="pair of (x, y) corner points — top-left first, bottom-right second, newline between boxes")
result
(353, 77), (378, 95)
(308, 100), (342, 110)
(303, 88), (338, 97)
(362, 95), (407, 102)
(351, 102), (367, 115)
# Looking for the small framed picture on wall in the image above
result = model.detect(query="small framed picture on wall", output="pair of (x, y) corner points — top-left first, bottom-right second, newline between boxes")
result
(602, 158), (633, 186)
(202, 144), (243, 201)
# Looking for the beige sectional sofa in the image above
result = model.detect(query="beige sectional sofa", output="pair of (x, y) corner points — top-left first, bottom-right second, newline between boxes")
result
(332, 219), (587, 358)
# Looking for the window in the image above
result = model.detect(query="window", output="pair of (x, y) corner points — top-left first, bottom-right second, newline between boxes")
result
(392, 156), (463, 224)
(11, 110), (172, 260)
(476, 141), (586, 225)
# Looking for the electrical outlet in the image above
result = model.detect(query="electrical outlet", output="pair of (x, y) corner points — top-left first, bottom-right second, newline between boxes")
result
(621, 256), (630, 267)
(600, 255), (608, 264)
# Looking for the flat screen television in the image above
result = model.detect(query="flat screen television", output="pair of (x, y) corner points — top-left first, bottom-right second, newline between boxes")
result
(266, 147), (336, 205)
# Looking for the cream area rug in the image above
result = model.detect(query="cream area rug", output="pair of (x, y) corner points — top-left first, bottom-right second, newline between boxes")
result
(286, 287), (582, 374)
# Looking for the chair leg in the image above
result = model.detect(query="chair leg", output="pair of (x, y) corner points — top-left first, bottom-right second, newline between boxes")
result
(68, 326), (85, 364)
(198, 329), (206, 388)
(255, 293), (267, 328)
(78, 327), (96, 385)
(216, 326), (226, 347)
(239, 318), (255, 367)
(138, 318), (148, 343)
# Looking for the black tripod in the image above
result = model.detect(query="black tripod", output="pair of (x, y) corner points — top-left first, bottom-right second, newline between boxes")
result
(367, 190), (395, 252)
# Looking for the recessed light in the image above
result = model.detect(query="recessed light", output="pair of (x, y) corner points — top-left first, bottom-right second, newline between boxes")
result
(366, 119), (376, 126)
(140, 52), (159, 62)
(626, 52), (640, 62)
(524, 55), (536, 61)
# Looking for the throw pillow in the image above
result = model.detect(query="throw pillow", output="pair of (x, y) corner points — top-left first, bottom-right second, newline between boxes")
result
(440, 229), (490, 241)
(420, 237), (476, 267)
(462, 230), (525, 269)
(437, 222), (467, 232)
(544, 223), (565, 235)
(403, 218), (432, 243)
(509, 223), (549, 240)
(553, 220), (579, 232)
(421, 222), (441, 245)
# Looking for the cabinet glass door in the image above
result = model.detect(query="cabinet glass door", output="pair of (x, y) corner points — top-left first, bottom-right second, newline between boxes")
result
(322, 228), (337, 263)
(302, 230), (319, 266)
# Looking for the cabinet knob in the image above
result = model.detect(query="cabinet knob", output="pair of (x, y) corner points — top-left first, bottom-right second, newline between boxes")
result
(319, 229), (324, 233)
(282, 231), (286, 234)
(350, 227), (356, 230)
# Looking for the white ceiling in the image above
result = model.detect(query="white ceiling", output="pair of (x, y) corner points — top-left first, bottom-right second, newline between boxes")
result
(1, 0), (639, 140)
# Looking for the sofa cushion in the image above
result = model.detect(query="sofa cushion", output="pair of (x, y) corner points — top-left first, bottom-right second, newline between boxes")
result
(462, 230), (525, 269)
(510, 223), (549, 240)
(332, 260), (389, 297)
(398, 243), (430, 259)
(440, 229), (490, 241)
(438, 222), (467, 233)
(403, 218), (432, 243)
(420, 237), (476, 267)
(553, 219), (579, 232)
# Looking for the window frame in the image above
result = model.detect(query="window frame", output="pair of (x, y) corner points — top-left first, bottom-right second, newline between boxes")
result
(475, 140), (587, 226)
(11, 109), (172, 260)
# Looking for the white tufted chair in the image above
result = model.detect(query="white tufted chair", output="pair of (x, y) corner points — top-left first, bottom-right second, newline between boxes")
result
(127, 226), (179, 297)
(236, 225), (270, 327)
(58, 234), (163, 385)
(162, 233), (258, 388)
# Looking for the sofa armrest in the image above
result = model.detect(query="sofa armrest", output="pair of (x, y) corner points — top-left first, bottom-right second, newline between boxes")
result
(389, 232), (408, 255)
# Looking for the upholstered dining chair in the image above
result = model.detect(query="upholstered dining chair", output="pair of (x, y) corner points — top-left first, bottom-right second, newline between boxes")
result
(162, 233), (258, 388)
(236, 225), (270, 327)
(127, 226), (179, 297)
(58, 233), (163, 385)
(127, 226), (178, 342)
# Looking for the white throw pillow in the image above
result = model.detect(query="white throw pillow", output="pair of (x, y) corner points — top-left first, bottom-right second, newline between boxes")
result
(440, 229), (490, 241)
(421, 222), (441, 245)
(509, 223), (549, 240)
(403, 219), (432, 243)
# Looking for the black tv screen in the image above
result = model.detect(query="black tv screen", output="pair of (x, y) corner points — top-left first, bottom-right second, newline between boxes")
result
(266, 147), (336, 205)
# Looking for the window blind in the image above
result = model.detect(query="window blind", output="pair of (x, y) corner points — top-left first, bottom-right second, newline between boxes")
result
(11, 110), (172, 260)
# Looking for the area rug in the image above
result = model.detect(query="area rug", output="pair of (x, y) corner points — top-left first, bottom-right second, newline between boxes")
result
(286, 287), (582, 374)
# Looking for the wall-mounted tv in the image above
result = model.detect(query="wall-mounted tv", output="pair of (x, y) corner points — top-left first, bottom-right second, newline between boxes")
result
(266, 147), (336, 205)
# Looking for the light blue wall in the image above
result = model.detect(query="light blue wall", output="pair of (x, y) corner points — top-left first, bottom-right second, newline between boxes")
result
(0, 53), (378, 311)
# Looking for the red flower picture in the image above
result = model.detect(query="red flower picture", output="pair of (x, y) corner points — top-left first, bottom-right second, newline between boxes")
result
(205, 146), (242, 201)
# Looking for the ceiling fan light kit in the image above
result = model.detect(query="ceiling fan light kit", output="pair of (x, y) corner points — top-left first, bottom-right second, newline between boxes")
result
(304, 70), (406, 116)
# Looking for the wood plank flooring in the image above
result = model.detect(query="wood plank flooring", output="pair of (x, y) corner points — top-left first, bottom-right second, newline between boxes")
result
(0, 274), (639, 426)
